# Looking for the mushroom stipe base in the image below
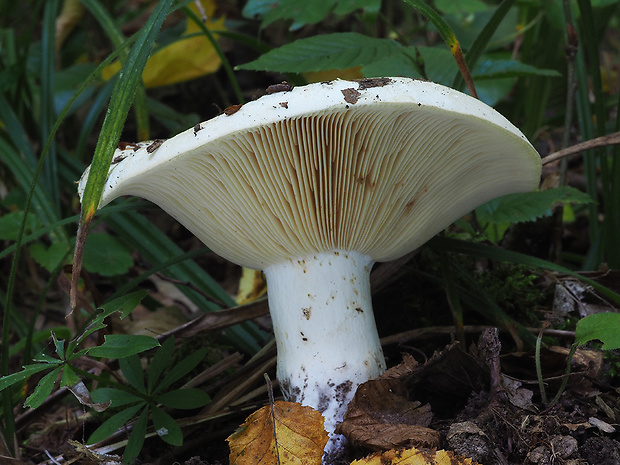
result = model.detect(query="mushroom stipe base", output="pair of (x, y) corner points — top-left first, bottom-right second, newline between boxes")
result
(264, 250), (386, 458)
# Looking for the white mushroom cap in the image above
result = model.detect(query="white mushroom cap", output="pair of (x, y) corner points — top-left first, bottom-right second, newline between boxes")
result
(80, 77), (540, 270)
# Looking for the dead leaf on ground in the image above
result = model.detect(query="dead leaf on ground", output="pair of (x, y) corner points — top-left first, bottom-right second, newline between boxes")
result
(336, 353), (440, 451)
(350, 447), (480, 465)
(227, 401), (328, 465)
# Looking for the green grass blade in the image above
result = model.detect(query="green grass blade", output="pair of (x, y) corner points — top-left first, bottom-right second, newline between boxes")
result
(451, 0), (517, 91)
(41, 0), (60, 213)
(72, 0), (175, 311)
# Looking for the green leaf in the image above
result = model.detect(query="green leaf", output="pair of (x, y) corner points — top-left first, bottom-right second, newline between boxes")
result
(576, 313), (620, 350)
(0, 211), (41, 240)
(237, 32), (401, 73)
(473, 58), (562, 79)
(147, 336), (175, 393)
(60, 365), (81, 388)
(87, 335), (160, 359)
(88, 403), (144, 444)
(91, 387), (144, 408)
(25, 366), (62, 409)
(0, 363), (56, 392)
(98, 290), (149, 321)
(123, 406), (149, 463)
(155, 347), (208, 394)
(156, 389), (210, 409)
(119, 354), (146, 393)
(243, 0), (335, 30)
(151, 405), (183, 446)
(435, 0), (488, 14)
(82, 233), (133, 277)
(28, 242), (71, 272)
(476, 187), (595, 225)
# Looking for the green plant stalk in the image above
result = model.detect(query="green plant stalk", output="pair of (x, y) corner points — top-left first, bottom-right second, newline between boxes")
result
(535, 327), (547, 405)
(549, 342), (578, 407)
(182, 6), (244, 104)
(439, 250), (465, 344)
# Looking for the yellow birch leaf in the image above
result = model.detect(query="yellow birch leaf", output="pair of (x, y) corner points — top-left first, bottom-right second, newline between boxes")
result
(101, 0), (224, 88)
(227, 401), (328, 465)
(55, 0), (85, 51)
(351, 447), (480, 465)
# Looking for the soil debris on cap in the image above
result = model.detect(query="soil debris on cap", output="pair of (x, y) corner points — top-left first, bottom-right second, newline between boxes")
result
(266, 81), (293, 94)
(146, 139), (165, 154)
(356, 77), (392, 90)
(342, 87), (361, 104)
(224, 104), (243, 116)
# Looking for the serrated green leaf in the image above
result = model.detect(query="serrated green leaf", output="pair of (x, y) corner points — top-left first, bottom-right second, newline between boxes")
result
(87, 403), (144, 444)
(476, 187), (595, 225)
(151, 405), (183, 446)
(87, 334), (160, 359)
(0, 363), (55, 392)
(155, 347), (208, 394)
(0, 211), (41, 240)
(147, 336), (175, 393)
(156, 388), (210, 409)
(123, 406), (149, 463)
(237, 32), (401, 73)
(576, 313), (620, 350)
(29, 242), (71, 272)
(82, 233), (133, 277)
(91, 387), (144, 408)
(51, 332), (65, 358)
(244, 0), (335, 30)
(25, 366), (62, 409)
(473, 59), (562, 79)
(119, 354), (146, 393)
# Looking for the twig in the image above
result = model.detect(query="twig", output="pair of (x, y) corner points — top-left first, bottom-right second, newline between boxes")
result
(265, 374), (282, 465)
(542, 132), (620, 165)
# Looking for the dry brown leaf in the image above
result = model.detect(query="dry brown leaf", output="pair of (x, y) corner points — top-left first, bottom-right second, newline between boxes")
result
(351, 447), (480, 465)
(227, 401), (328, 465)
(336, 353), (440, 451)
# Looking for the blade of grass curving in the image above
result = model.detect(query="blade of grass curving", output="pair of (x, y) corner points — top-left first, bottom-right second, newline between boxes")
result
(451, 0), (516, 91)
(403, 0), (477, 98)
(71, 0), (176, 312)
(183, 6), (244, 104)
(81, 0), (150, 140)
(429, 237), (620, 306)
(41, 0), (60, 214)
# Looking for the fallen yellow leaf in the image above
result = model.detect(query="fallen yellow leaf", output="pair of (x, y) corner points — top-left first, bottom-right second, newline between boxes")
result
(351, 447), (480, 465)
(102, 0), (224, 88)
(227, 401), (328, 465)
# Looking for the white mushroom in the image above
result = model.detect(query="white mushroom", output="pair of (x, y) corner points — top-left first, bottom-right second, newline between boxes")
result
(79, 77), (541, 461)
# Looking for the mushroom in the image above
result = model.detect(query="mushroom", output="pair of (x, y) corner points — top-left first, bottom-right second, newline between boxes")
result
(78, 77), (541, 460)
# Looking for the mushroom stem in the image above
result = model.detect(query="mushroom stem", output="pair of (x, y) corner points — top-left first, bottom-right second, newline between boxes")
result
(264, 250), (386, 460)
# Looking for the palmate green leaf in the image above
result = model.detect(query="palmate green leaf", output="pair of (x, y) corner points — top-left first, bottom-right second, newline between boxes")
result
(156, 389), (210, 409)
(147, 337), (175, 393)
(476, 187), (594, 225)
(151, 405), (183, 446)
(87, 335), (160, 359)
(0, 211), (41, 241)
(60, 365), (81, 388)
(124, 406), (149, 463)
(237, 32), (401, 73)
(82, 232), (133, 277)
(154, 347), (208, 394)
(25, 366), (62, 409)
(91, 387), (143, 408)
(0, 363), (56, 392)
(88, 403), (144, 444)
(98, 290), (149, 321)
(576, 313), (620, 350)
(119, 355), (146, 393)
